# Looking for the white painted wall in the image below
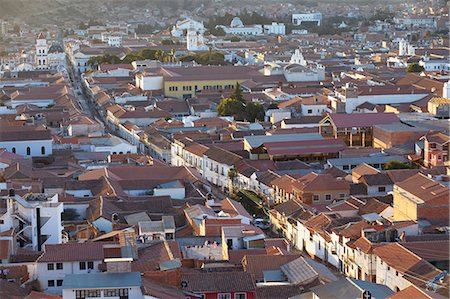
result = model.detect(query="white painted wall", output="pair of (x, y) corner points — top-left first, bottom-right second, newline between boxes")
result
(0, 139), (53, 157)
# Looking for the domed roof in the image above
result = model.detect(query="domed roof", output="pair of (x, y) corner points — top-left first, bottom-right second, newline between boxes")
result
(230, 17), (244, 28)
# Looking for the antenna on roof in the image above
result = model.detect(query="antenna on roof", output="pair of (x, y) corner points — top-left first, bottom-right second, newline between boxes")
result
(426, 271), (448, 293)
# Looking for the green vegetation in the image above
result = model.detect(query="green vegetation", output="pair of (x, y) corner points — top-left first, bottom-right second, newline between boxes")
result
(217, 83), (265, 122)
(87, 47), (179, 66)
(135, 24), (154, 34)
(406, 63), (425, 73)
(383, 161), (411, 170)
(179, 51), (224, 65)
(235, 190), (265, 218)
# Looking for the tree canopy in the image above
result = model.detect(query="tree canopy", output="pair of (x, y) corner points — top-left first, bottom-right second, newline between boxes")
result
(406, 63), (425, 73)
(179, 51), (224, 65)
(383, 161), (411, 170)
(217, 83), (264, 122)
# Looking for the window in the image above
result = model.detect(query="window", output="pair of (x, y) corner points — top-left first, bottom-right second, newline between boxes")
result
(343, 165), (349, 170)
(307, 109), (313, 114)
(218, 293), (231, 299)
(11, 147), (16, 154)
(87, 261), (94, 269)
(104, 289), (128, 297)
(313, 195), (319, 201)
(76, 290), (101, 298)
(48, 280), (55, 287)
(56, 263), (63, 270)
(378, 186), (386, 192)
(79, 262), (86, 270)
(26, 147), (31, 156)
(387, 266), (391, 271)
(41, 146), (46, 155)
(235, 294), (246, 299)
(0, 219), (3, 224)
(325, 194), (332, 201)
(340, 193), (345, 198)
(318, 242), (321, 250)
(56, 280), (63, 286)
(47, 263), (54, 271)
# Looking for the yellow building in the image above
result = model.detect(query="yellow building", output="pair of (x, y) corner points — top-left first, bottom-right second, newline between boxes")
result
(393, 173), (449, 224)
(162, 65), (260, 99)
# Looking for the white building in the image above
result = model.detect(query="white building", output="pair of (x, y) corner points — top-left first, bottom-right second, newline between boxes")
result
(419, 55), (450, 72)
(218, 17), (263, 36)
(8, 193), (63, 252)
(0, 125), (53, 157)
(35, 32), (49, 70)
(187, 27), (208, 51)
(398, 39), (415, 56)
(101, 32), (123, 47)
(171, 18), (205, 37)
(292, 13), (322, 26)
(138, 216), (176, 242)
(36, 242), (110, 295)
(394, 16), (436, 28)
(262, 49), (325, 83)
(263, 22), (286, 35)
(62, 272), (143, 299)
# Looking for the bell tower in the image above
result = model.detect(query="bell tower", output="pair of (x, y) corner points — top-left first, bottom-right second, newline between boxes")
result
(35, 32), (48, 70)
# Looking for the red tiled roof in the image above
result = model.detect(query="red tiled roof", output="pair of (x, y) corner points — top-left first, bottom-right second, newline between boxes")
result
(386, 285), (444, 299)
(38, 242), (114, 262)
(242, 254), (300, 280)
(373, 243), (442, 287)
(324, 113), (399, 128)
(264, 139), (346, 157)
(181, 270), (256, 293)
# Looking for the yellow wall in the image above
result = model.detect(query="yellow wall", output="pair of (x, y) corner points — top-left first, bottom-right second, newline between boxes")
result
(393, 187), (418, 221)
(164, 79), (247, 99)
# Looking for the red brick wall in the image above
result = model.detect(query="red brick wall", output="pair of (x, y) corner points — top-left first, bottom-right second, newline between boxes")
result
(203, 218), (242, 236)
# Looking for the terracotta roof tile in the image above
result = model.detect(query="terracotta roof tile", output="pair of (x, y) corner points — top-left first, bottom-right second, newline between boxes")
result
(181, 270), (256, 293)
(38, 242), (114, 262)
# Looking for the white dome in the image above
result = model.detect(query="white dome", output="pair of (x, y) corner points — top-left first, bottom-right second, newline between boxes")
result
(230, 17), (244, 28)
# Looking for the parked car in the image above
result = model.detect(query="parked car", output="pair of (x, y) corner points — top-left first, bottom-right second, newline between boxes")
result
(253, 218), (270, 230)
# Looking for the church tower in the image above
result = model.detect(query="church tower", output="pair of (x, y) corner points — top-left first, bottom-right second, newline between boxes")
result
(186, 27), (198, 51)
(290, 49), (306, 66)
(35, 32), (49, 70)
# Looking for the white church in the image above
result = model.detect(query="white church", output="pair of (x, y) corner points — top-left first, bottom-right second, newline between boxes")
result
(262, 49), (325, 82)
(171, 18), (205, 38)
(186, 26), (208, 51)
(35, 32), (66, 70)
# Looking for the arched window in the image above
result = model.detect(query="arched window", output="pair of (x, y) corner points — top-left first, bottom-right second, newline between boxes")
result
(11, 147), (16, 154)
(26, 147), (31, 156)
(41, 146), (46, 155)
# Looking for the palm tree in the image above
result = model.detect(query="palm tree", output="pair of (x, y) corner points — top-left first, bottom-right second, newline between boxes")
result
(227, 167), (238, 194)
(169, 48), (176, 63)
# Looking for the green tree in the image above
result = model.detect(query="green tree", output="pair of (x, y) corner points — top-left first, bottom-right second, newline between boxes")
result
(79, 22), (88, 30)
(217, 98), (245, 119)
(268, 102), (279, 109)
(135, 24), (153, 34)
(383, 161), (411, 170)
(138, 48), (158, 60)
(406, 63), (425, 73)
(122, 53), (144, 64)
(245, 102), (265, 122)
(231, 82), (244, 103)
(161, 39), (175, 45)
